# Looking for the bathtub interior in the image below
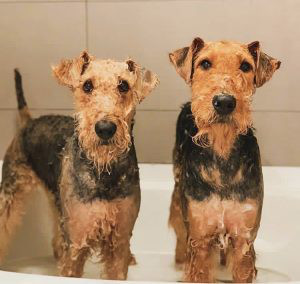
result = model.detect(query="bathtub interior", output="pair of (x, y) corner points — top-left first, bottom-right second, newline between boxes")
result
(0, 162), (300, 283)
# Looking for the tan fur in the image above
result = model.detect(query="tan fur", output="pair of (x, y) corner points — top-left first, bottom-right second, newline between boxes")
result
(184, 196), (260, 282)
(169, 38), (279, 283)
(17, 106), (31, 128)
(169, 178), (187, 267)
(43, 189), (65, 260)
(57, 155), (140, 279)
(232, 167), (244, 185)
(53, 52), (159, 173)
(0, 137), (40, 263)
(200, 165), (223, 190)
(170, 39), (280, 159)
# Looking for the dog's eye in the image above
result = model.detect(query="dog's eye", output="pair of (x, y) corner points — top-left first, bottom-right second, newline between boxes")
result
(199, 60), (212, 70)
(118, 80), (130, 93)
(240, 61), (252, 73)
(82, 79), (94, 93)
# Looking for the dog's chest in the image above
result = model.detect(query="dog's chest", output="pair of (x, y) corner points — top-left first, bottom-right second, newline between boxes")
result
(72, 162), (139, 201)
(187, 195), (259, 242)
(68, 142), (140, 201)
(60, 192), (138, 248)
(183, 139), (263, 201)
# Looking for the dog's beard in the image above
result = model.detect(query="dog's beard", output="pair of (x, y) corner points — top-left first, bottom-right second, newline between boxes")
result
(75, 114), (131, 173)
(191, 99), (252, 158)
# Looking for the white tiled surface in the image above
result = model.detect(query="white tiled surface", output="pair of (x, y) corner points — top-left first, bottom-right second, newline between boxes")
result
(1, 163), (300, 283)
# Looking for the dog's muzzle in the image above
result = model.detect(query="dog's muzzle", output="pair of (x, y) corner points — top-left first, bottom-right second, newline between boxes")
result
(95, 120), (117, 140)
(212, 94), (236, 116)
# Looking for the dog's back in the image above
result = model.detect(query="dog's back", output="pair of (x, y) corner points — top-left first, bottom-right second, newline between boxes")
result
(21, 115), (74, 194)
(14, 69), (74, 194)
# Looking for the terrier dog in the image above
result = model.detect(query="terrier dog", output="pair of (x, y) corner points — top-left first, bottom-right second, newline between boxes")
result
(168, 38), (280, 282)
(0, 51), (158, 280)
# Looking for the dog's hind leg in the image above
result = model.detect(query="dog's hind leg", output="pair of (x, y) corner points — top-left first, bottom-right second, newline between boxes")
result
(0, 138), (39, 263)
(58, 244), (90, 277)
(43, 189), (66, 261)
(230, 238), (257, 283)
(169, 175), (187, 267)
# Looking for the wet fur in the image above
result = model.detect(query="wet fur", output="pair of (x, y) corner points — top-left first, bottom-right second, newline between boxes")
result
(0, 55), (158, 280)
(169, 39), (280, 282)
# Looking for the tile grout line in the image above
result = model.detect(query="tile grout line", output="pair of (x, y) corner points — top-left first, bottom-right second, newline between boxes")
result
(0, 0), (203, 2)
(85, 0), (89, 50)
(0, 108), (300, 114)
(0, 1), (84, 3)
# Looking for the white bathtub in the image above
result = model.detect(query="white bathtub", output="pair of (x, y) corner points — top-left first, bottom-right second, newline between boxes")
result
(0, 162), (299, 283)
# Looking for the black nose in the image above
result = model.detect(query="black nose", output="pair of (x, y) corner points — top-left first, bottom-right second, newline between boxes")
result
(212, 94), (236, 115)
(95, 120), (117, 140)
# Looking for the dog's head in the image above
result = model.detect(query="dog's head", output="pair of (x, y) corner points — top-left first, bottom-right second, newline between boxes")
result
(53, 51), (158, 171)
(169, 38), (280, 157)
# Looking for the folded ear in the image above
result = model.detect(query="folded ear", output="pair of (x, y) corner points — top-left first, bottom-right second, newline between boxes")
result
(169, 37), (205, 84)
(128, 59), (159, 103)
(248, 41), (281, 88)
(138, 68), (159, 103)
(52, 51), (92, 89)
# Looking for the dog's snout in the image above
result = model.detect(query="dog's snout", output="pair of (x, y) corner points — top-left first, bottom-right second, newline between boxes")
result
(95, 120), (117, 140)
(212, 94), (236, 115)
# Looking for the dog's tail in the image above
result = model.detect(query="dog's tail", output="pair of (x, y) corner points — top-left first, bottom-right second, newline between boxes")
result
(14, 69), (31, 126)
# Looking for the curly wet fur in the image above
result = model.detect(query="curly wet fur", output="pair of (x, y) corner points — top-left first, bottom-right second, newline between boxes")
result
(53, 53), (159, 172)
(0, 53), (158, 280)
(169, 38), (280, 283)
(75, 113), (132, 173)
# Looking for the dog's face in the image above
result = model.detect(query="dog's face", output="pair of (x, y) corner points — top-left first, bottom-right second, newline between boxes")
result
(169, 38), (280, 156)
(53, 51), (158, 171)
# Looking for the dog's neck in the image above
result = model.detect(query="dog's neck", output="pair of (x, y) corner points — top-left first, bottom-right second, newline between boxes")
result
(193, 122), (245, 160)
(206, 123), (239, 159)
(72, 133), (133, 174)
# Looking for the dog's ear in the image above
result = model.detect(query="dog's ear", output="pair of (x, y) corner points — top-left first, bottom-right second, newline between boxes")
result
(126, 59), (137, 73)
(169, 37), (205, 84)
(248, 41), (281, 88)
(130, 59), (159, 103)
(52, 51), (92, 89)
(140, 69), (159, 102)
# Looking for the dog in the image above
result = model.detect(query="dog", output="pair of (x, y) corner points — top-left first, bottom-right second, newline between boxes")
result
(168, 38), (280, 282)
(0, 51), (158, 280)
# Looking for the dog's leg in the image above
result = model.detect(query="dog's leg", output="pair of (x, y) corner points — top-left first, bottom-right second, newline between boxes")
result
(184, 236), (215, 283)
(100, 236), (131, 280)
(43, 189), (65, 261)
(52, 215), (65, 261)
(59, 244), (90, 277)
(231, 238), (256, 283)
(0, 140), (38, 263)
(169, 184), (187, 267)
(100, 195), (139, 280)
(183, 198), (219, 282)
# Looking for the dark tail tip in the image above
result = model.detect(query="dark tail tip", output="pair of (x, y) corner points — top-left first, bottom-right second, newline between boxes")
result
(14, 68), (27, 110)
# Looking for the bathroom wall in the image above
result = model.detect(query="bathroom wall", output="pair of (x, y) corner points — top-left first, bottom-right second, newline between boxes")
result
(0, 0), (299, 165)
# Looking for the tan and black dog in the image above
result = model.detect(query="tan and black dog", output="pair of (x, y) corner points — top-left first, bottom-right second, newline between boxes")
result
(168, 38), (280, 282)
(0, 51), (158, 280)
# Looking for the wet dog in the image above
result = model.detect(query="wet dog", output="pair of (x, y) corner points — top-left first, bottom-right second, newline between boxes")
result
(0, 51), (158, 279)
(168, 38), (280, 282)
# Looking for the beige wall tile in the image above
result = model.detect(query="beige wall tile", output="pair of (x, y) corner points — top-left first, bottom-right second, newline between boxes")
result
(0, 0), (299, 166)
(253, 111), (300, 167)
(0, 109), (72, 159)
(0, 2), (86, 110)
(88, 0), (297, 111)
(0, 109), (299, 166)
(0, 109), (176, 162)
(134, 110), (178, 163)
(134, 110), (300, 166)
(0, 111), (18, 159)
(0, 1), (83, 2)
